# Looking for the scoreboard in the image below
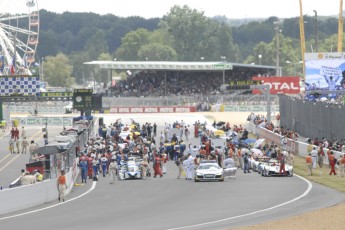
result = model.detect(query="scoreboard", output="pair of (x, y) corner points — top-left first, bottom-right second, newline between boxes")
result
(73, 89), (93, 109)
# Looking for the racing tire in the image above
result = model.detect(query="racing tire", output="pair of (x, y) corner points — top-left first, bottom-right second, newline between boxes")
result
(290, 170), (294, 177)
(194, 178), (199, 182)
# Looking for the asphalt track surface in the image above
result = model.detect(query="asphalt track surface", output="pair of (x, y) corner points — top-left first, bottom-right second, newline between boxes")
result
(0, 113), (345, 230)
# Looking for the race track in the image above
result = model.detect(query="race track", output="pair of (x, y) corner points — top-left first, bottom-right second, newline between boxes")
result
(0, 113), (344, 230)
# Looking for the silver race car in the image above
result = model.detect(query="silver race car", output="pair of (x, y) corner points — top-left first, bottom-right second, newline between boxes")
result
(195, 160), (224, 182)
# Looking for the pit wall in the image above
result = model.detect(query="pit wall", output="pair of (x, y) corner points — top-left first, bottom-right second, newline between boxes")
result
(0, 165), (79, 216)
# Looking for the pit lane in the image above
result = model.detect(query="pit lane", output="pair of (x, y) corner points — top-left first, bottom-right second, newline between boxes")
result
(0, 113), (344, 230)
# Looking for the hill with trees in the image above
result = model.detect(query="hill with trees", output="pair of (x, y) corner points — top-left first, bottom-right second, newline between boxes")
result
(35, 6), (343, 87)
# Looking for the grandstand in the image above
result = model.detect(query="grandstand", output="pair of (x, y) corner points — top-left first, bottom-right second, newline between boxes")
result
(85, 61), (276, 97)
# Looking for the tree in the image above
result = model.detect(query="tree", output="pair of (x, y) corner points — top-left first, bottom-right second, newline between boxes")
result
(138, 43), (177, 61)
(43, 53), (74, 87)
(159, 5), (212, 61)
(85, 30), (109, 60)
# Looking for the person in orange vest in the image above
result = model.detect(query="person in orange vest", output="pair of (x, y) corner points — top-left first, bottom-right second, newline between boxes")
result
(329, 151), (337, 175)
(57, 170), (67, 202)
(306, 153), (313, 176)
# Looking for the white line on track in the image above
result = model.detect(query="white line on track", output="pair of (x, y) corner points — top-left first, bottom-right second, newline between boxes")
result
(168, 174), (313, 230)
(0, 154), (21, 172)
(0, 181), (97, 221)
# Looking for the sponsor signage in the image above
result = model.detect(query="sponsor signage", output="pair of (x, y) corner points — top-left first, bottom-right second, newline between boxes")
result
(252, 76), (300, 94)
(40, 92), (73, 97)
(109, 106), (196, 113)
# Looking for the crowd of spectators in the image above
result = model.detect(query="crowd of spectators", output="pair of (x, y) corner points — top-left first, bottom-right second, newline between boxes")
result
(111, 69), (260, 97)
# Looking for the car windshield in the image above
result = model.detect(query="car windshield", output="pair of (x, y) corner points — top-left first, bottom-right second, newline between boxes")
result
(198, 164), (220, 170)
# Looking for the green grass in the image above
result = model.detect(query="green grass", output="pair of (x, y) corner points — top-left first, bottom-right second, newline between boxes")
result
(293, 155), (345, 193)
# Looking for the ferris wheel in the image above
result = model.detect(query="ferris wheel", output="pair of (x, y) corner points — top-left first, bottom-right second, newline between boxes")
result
(0, 0), (39, 76)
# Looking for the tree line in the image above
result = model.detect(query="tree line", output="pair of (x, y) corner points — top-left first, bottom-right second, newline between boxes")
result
(35, 6), (343, 87)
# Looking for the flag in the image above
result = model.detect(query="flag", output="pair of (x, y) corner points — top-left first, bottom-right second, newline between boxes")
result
(0, 56), (4, 72)
(10, 55), (15, 75)
(11, 35), (17, 75)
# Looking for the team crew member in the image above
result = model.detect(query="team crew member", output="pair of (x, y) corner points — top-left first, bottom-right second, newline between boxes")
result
(109, 159), (117, 184)
(338, 154), (345, 177)
(279, 152), (286, 176)
(100, 154), (108, 177)
(79, 157), (88, 183)
(310, 147), (318, 169)
(153, 154), (163, 178)
(306, 153), (313, 176)
(57, 170), (67, 202)
(329, 151), (337, 175)
(21, 137), (29, 154)
(176, 156), (184, 179)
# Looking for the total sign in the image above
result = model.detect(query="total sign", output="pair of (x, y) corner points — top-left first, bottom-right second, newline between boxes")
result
(252, 76), (300, 94)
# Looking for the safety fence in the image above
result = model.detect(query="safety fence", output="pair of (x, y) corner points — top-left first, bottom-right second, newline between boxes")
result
(278, 94), (345, 141)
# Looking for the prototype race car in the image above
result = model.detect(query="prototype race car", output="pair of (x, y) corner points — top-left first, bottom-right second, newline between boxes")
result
(252, 156), (270, 173)
(195, 160), (224, 182)
(118, 160), (142, 180)
(261, 159), (293, 177)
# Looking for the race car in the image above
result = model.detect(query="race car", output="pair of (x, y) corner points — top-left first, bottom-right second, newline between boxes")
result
(118, 160), (142, 180)
(195, 160), (224, 182)
(252, 156), (270, 173)
(261, 158), (293, 177)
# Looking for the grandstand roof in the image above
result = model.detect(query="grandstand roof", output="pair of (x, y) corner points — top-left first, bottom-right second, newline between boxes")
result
(84, 61), (275, 71)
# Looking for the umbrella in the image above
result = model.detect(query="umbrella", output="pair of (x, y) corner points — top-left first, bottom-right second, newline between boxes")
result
(254, 139), (265, 148)
(214, 130), (225, 136)
(242, 138), (257, 145)
(250, 148), (263, 156)
(216, 121), (226, 126)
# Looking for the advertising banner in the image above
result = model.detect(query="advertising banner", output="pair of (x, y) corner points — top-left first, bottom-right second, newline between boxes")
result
(109, 106), (196, 113)
(252, 76), (300, 94)
(304, 52), (345, 99)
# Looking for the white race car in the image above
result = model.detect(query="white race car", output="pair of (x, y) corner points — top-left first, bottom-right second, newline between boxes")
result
(195, 160), (224, 182)
(261, 159), (293, 177)
(118, 160), (142, 180)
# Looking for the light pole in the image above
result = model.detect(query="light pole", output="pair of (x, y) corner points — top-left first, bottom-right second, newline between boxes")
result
(221, 56), (226, 84)
(258, 54), (262, 65)
(274, 21), (281, 76)
(286, 61), (303, 76)
(40, 57), (44, 82)
(200, 57), (204, 62)
(313, 10), (318, 52)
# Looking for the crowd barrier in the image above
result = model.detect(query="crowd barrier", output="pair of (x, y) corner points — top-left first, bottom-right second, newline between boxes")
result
(246, 122), (343, 164)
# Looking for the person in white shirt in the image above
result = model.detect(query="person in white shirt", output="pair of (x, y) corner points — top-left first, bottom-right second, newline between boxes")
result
(21, 137), (29, 154)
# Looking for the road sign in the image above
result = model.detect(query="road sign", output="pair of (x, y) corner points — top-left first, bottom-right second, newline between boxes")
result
(73, 89), (93, 110)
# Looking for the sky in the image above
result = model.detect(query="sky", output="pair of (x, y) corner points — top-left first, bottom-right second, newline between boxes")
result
(3, 0), (344, 19)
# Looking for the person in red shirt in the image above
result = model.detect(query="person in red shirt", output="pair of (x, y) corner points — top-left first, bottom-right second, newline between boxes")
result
(329, 151), (337, 175)
(153, 154), (163, 178)
(13, 128), (19, 141)
(279, 153), (286, 176)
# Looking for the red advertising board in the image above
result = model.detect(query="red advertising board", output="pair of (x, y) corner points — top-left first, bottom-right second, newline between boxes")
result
(252, 76), (300, 94)
(109, 106), (196, 113)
